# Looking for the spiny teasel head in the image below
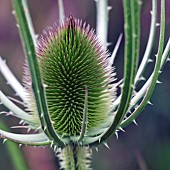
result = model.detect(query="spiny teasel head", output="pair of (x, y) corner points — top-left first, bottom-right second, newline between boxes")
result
(24, 15), (116, 140)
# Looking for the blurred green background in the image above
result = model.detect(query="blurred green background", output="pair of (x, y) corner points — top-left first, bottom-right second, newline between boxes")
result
(0, 0), (170, 170)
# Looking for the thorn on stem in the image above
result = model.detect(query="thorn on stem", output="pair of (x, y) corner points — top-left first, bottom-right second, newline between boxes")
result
(95, 147), (98, 152)
(147, 101), (153, 105)
(115, 132), (118, 139)
(156, 23), (160, 27)
(133, 119), (138, 126)
(148, 59), (153, 63)
(104, 142), (110, 149)
(107, 6), (112, 11)
(156, 80), (162, 84)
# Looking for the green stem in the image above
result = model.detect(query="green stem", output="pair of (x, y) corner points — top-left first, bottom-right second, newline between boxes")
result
(58, 145), (92, 170)
(12, 0), (65, 147)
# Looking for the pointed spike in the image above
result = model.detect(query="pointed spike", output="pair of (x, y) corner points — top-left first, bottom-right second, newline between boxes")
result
(89, 148), (93, 154)
(119, 127), (125, 132)
(15, 93), (20, 97)
(40, 113), (43, 118)
(36, 126), (41, 130)
(43, 84), (48, 88)
(148, 59), (153, 63)
(35, 34), (39, 39)
(3, 139), (7, 144)
(8, 96), (25, 106)
(50, 143), (53, 148)
(148, 101), (153, 105)
(55, 148), (59, 154)
(58, 147), (62, 153)
(51, 120), (55, 124)
(139, 76), (146, 81)
(138, 0), (143, 6)
(0, 111), (7, 115)
(106, 42), (112, 47)
(11, 126), (28, 129)
(19, 120), (24, 124)
(19, 144), (22, 147)
(131, 84), (135, 89)
(54, 145), (57, 151)
(44, 126), (47, 131)
(115, 132), (118, 139)
(11, 10), (16, 15)
(156, 23), (160, 27)
(133, 90), (137, 95)
(107, 6), (112, 11)
(98, 138), (101, 143)
(104, 142), (110, 149)
(95, 147), (98, 152)
(51, 140), (54, 145)
(119, 83), (123, 88)
(27, 128), (31, 132)
(133, 119), (138, 126)
(156, 80), (162, 84)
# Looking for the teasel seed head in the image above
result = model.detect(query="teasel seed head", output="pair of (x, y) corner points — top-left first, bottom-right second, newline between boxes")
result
(24, 15), (116, 140)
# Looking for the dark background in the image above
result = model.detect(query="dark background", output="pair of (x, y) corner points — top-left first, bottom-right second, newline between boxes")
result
(0, 0), (170, 170)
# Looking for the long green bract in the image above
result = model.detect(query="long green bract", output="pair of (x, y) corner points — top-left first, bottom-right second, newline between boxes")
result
(121, 0), (166, 128)
(90, 0), (140, 147)
(12, 0), (65, 147)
